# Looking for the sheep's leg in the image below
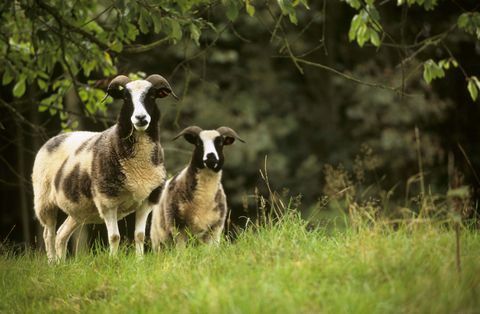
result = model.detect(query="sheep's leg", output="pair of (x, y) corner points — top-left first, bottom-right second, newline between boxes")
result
(173, 230), (188, 249)
(151, 219), (172, 253)
(34, 199), (58, 262)
(55, 216), (80, 261)
(37, 206), (58, 263)
(134, 205), (151, 257)
(201, 226), (224, 246)
(103, 209), (120, 256)
(44, 222), (57, 263)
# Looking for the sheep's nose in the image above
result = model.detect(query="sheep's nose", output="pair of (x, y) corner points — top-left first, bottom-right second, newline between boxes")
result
(204, 153), (219, 169)
(206, 153), (217, 161)
(135, 114), (147, 121)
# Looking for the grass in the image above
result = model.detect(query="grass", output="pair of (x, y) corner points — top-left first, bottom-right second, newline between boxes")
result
(1, 213), (479, 314)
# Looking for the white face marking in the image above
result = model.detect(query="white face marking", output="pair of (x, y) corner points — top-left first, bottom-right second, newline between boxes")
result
(199, 130), (220, 162)
(126, 80), (153, 131)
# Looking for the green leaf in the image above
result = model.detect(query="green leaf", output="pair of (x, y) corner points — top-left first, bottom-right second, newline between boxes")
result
(277, 0), (288, 14)
(13, 77), (26, 98)
(104, 52), (113, 66)
(298, 0), (310, 10)
(139, 10), (149, 34)
(2, 68), (13, 85)
(356, 24), (368, 47)
(472, 76), (480, 91)
(423, 59), (445, 84)
(38, 103), (49, 112)
(423, 60), (433, 84)
(152, 12), (163, 34)
(457, 13), (469, 29)
(468, 79), (478, 101)
(288, 12), (298, 25)
(345, 0), (361, 9)
(370, 30), (380, 47)
(189, 23), (201, 46)
(111, 40), (123, 53)
(226, 0), (240, 21)
(246, 2), (255, 16)
(349, 15), (362, 42)
(126, 23), (139, 42)
(168, 19), (182, 41)
(37, 79), (48, 91)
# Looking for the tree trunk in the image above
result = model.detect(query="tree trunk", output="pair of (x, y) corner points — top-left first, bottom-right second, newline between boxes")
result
(29, 102), (45, 250)
(15, 118), (30, 247)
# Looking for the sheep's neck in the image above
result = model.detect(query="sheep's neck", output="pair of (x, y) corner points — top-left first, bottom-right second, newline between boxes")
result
(116, 102), (160, 143)
(185, 164), (221, 204)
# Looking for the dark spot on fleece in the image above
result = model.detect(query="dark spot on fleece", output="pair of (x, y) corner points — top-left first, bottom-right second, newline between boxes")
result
(209, 218), (225, 231)
(148, 184), (163, 204)
(54, 159), (68, 191)
(45, 133), (69, 152)
(151, 144), (164, 166)
(183, 166), (197, 202)
(75, 138), (93, 155)
(116, 134), (136, 159)
(89, 134), (103, 151)
(79, 171), (92, 199)
(63, 164), (81, 202)
(164, 179), (187, 230)
(92, 133), (125, 197)
(214, 190), (226, 216)
(171, 202), (187, 229)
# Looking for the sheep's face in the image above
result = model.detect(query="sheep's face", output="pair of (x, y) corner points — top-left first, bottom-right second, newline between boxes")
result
(174, 127), (244, 172)
(107, 75), (177, 132)
(125, 80), (154, 131)
(195, 130), (225, 172)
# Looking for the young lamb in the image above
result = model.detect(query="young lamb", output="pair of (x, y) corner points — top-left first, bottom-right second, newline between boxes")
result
(32, 74), (177, 261)
(150, 126), (244, 250)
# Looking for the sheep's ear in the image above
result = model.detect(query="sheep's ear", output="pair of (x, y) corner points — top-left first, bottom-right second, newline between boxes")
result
(173, 126), (203, 144)
(146, 74), (179, 100)
(217, 127), (245, 145)
(107, 75), (130, 99)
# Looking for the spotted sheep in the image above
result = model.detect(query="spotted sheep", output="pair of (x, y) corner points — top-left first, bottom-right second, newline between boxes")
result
(150, 126), (244, 250)
(32, 74), (177, 261)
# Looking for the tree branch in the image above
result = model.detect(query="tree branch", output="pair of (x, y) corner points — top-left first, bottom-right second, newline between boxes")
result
(293, 57), (415, 96)
(123, 37), (170, 54)
(0, 98), (48, 139)
(35, 0), (110, 51)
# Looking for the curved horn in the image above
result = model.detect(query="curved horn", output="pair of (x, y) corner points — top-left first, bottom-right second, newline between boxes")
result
(146, 74), (179, 100)
(172, 126), (203, 141)
(107, 75), (131, 91)
(107, 75), (131, 99)
(217, 126), (245, 143)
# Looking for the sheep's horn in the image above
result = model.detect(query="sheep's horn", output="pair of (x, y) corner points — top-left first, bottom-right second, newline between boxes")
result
(173, 126), (203, 141)
(106, 75), (131, 99)
(146, 74), (179, 100)
(217, 127), (245, 143)
(107, 75), (131, 92)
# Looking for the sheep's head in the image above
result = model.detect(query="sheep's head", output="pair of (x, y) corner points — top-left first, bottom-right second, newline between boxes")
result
(173, 126), (244, 172)
(107, 74), (178, 131)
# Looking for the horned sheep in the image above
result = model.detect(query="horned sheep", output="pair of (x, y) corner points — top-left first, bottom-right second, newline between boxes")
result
(32, 74), (177, 261)
(150, 126), (244, 250)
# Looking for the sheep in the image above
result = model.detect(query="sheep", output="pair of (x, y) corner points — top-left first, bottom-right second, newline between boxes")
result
(32, 74), (177, 261)
(150, 126), (244, 250)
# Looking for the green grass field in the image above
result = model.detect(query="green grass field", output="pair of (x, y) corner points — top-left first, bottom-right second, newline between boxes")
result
(1, 213), (479, 314)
